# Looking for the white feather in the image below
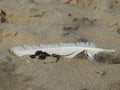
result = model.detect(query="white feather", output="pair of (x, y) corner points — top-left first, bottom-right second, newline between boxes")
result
(10, 42), (115, 60)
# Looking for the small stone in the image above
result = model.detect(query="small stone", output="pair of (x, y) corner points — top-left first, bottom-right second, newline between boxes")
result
(68, 13), (72, 16)
(63, 26), (72, 31)
(30, 55), (36, 59)
(96, 70), (105, 75)
(117, 28), (120, 34)
(0, 9), (7, 23)
(26, 60), (31, 64)
(73, 18), (78, 21)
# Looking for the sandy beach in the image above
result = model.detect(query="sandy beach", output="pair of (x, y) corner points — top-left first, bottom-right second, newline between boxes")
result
(0, 0), (120, 90)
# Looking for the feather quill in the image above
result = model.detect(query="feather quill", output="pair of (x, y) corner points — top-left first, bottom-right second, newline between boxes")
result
(10, 42), (115, 60)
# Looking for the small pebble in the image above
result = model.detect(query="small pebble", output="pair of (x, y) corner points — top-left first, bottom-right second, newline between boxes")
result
(30, 55), (36, 59)
(96, 70), (106, 75)
(117, 28), (120, 34)
(26, 60), (31, 64)
(63, 26), (72, 31)
(73, 18), (78, 21)
(68, 13), (72, 16)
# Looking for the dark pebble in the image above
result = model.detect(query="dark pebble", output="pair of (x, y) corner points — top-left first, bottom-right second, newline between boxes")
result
(30, 55), (36, 59)
(35, 51), (43, 56)
(39, 55), (46, 60)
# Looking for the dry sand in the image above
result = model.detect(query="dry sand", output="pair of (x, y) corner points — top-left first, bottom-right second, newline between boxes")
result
(0, 0), (120, 90)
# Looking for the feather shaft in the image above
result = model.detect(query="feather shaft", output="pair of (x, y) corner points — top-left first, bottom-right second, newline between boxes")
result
(10, 42), (115, 60)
